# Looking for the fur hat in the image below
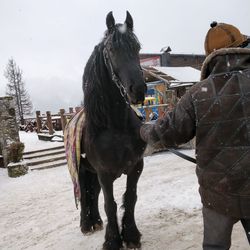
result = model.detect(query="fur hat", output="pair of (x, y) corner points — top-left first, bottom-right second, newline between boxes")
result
(204, 21), (247, 55)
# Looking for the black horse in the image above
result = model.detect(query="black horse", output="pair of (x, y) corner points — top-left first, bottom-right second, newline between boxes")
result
(80, 11), (146, 250)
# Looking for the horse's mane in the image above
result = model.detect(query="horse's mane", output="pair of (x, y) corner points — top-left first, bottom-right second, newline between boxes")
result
(83, 25), (141, 138)
(83, 43), (110, 133)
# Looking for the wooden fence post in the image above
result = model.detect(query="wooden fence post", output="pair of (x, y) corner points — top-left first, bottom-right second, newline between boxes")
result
(46, 111), (54, 135)
(36, 111), (42, 133)
(69, 107), (74, 113)
(75, 106), (81, 113)
(60, 109), (67, 133)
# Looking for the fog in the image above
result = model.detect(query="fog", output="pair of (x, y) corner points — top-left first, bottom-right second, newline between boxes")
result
(0, 0), (249, 113)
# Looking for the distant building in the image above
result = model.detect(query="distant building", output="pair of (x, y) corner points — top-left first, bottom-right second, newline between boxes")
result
(140, 49), (205, 70)
(138, 49), (205, 121)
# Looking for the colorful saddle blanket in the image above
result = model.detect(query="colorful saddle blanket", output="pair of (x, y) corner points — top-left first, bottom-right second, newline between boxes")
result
(64, 108), (85, 208)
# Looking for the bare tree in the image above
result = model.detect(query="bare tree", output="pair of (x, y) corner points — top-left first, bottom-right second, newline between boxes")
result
(4, 58), (33, 125)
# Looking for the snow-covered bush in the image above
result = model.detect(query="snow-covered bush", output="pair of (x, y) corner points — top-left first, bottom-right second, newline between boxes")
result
(7, 142), (25, 163)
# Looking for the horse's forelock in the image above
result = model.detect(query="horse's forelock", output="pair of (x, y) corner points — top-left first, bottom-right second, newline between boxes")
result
(103, 24), (141, 53)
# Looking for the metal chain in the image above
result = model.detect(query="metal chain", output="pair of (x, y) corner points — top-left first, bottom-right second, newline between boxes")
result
(103, 48), (129, 105)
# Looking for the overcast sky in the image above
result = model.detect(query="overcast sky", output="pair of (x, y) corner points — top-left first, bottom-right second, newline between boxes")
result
(0, 0), (249, 114)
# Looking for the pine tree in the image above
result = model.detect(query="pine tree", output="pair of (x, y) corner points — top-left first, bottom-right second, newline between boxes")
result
(4, 58), (33, 125)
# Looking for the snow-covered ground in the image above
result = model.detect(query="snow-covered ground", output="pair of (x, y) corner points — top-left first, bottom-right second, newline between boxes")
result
(0, 132), (248, 249)
(19, 131), (64, 152)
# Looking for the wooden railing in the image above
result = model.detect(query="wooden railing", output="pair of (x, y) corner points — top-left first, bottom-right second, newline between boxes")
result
(34, 107), (82, 135)
(24, 103), (170, 138)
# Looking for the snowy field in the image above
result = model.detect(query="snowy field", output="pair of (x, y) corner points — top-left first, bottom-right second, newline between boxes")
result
(0, 132), (248, 250)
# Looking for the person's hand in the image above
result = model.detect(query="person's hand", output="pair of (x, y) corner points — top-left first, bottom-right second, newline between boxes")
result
(140, 122), (164, 156)
(140, 123), (159, 144)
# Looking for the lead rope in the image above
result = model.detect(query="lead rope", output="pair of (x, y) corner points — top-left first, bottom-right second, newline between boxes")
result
(167, 148), (196, 164)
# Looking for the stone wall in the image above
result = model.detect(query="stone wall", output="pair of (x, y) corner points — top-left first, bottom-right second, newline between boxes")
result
(0, 96), (20, 167)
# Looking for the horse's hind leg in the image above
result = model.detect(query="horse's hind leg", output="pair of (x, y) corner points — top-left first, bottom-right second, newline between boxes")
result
(79, 160), (103, 234)
(89, 170), (103, 231)
(98, 172), (123, 250)
(121, 160), (143, 249)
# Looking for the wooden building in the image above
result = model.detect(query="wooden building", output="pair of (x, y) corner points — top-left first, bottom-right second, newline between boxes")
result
(140, 49), (205, 70)
(139, 65), (201, 121)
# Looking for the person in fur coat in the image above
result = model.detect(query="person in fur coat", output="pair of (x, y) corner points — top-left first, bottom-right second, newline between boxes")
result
(140, 22), (250, 249)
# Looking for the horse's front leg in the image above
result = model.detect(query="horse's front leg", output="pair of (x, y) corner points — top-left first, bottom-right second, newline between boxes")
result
(98, 172), (122, 250)
(121, 160), (143, 249)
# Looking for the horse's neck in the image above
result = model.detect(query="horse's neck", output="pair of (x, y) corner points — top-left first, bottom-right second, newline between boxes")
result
(105, 81), (130, 130)
(84, 46), (133, 133)
(84, 79), (131, 132)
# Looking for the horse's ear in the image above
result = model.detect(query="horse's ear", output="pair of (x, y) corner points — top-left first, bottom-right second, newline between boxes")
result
(106, 11), (115, 31)
(125, 11), (133, 30)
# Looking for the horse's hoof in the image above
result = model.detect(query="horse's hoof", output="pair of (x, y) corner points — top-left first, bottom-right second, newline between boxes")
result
(126, 242), (141, 249)
(81, 227), (94, 235)
(102, 246), (124, 250)
(81, 229), (94, 236)
(81, 222), (103, 235)
(93, 223), (103, 231)
(122, 227), (141, 249)
(102, 240), (123, 250)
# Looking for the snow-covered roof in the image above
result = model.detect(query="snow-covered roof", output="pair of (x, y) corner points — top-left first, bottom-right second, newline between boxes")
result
(153, 66), (201, 82)
(169, 82), (194, 89)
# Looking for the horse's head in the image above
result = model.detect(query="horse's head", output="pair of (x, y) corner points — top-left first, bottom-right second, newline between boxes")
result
(103, 11), (146, 105)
